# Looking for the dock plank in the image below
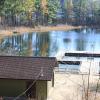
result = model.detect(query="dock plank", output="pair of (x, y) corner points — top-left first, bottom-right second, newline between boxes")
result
(58, 61), (80, 65)
(65, 51), (100, 57)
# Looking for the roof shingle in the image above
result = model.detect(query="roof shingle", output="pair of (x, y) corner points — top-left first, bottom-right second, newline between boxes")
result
(0, 56), (58, 81)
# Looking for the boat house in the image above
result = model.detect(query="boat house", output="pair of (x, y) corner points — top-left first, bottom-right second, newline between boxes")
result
(0, 56), (57, 100)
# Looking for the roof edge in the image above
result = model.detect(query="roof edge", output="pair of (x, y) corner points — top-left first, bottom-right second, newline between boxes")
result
(0, 56), (56, 59)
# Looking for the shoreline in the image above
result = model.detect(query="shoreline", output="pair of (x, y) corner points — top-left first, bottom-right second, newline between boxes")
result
(0, 25), (81, 37)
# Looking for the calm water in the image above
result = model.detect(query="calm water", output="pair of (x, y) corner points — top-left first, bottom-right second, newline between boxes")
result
(0, 28), (100, 57)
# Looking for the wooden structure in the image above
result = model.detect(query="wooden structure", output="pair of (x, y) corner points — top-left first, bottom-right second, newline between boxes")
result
(65, 51), (100, 57)
(57, 51), (100, 74)
(58, 61), (80, 65)
(0, 56), (58, 100)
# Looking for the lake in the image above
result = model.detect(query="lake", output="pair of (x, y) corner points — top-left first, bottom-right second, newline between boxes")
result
(0, 28), (100, 56)
(0, 28), (100, 71)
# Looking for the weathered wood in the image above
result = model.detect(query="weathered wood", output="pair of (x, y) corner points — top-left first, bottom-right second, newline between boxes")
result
(58, 61), (80, 65)
(65, 51), (100, 57)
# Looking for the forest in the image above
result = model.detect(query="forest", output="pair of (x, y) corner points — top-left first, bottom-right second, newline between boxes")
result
(0, 0), (100, 27)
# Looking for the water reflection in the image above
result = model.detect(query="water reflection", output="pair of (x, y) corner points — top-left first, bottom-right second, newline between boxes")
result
(0, 28), (100, 56)
(35, 33), (50, 56)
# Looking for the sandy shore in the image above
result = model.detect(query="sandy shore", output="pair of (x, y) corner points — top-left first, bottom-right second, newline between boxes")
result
(48, 72), (100, 100)
(0, 25), (81, 36)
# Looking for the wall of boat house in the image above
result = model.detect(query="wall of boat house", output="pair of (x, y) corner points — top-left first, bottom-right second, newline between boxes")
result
(0, 79), (48, 100)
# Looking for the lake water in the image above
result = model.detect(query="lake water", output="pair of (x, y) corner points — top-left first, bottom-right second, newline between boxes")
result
(0, 28), (100, 56)
(0, 28), (100, 70)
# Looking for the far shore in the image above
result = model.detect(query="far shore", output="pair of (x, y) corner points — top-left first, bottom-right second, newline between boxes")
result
(0, 25), (82, 37)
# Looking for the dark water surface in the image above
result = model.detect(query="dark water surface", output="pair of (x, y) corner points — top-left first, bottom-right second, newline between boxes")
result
(0, 28), (100, 57)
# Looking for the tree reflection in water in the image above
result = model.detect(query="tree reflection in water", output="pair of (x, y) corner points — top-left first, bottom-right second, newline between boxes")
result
(0, 28), (100, 56)
(0, 32), (50, 56)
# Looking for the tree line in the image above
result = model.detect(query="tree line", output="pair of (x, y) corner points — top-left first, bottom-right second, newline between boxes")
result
(0, 0), (60, 27)
(0, 0), (100, 27)
(63, 0), (100, 26)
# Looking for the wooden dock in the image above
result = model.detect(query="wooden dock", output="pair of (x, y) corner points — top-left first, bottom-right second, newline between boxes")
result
(58, 61), (80, 65)
(65, 51), (100, 57)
